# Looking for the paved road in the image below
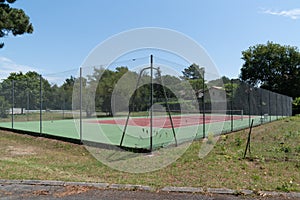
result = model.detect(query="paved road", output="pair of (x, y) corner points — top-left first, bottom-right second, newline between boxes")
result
(1, 183), (299, 200)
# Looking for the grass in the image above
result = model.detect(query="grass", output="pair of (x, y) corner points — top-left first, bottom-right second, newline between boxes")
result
(0, 116), (299, 192)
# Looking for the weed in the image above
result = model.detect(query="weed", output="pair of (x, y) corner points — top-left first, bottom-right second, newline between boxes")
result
(276, 181), (293, 192)
(251, 175), (261, 181)
(280, 145), (292, 153)
(234, 137), (242, 146)
(295, 146), (300, 153)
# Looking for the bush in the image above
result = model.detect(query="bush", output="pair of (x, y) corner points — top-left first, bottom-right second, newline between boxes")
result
(292, 97), (300, 115)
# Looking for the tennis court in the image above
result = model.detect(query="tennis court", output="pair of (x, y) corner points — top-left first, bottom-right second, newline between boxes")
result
(0, 64), (293, 151)
(0, 112), (267, 150)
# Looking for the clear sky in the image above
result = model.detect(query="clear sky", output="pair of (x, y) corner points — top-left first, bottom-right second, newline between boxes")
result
(1, 0), (300, 82)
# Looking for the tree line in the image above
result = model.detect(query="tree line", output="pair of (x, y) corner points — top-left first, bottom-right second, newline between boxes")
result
(240, 41), (300, 114)
(0, 64), (214, 118)
(1, 41), (300, 118)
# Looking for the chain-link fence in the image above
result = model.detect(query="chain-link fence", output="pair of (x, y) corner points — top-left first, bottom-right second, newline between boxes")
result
(0, 69), (80, 139)
(0, 66), (293, 148)
(225, 80), (292, 133)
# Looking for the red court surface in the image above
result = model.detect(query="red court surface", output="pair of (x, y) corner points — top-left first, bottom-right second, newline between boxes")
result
(88, 115), (243, 128)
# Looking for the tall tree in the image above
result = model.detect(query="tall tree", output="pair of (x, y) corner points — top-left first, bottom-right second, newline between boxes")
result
(240, 41), (300, 98)
(181, 63), (206, 96)
(181, 63), (204, 80)
(0, 0), (33, 48)
(61, 76), (76, 110)
(0, 71), (50, 112)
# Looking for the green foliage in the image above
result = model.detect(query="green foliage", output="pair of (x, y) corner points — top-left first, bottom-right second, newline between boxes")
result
(279, 145), (291, 153)
(1, 72), (38, 112)
(293, 97), (300, 114)
(234, 137), (242, 146)
(296, 146), (300, 153)
(276, 181), (295, 192)
(181, 63), (204, 80)
(293, 97), (300, 106)
(240, 41), (300, 98)
(207, 76), (231, 87)
(224, 81), (238, 100)
(0, 62), (259, 118)
(0, 96), (9, 117)
(0, 72), (77, 115)
(0, 0), (33, 48)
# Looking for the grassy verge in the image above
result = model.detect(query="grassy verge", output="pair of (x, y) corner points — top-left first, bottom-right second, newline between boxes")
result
(0, 116), (299, 192)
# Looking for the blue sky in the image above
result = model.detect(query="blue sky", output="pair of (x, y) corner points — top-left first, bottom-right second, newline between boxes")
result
(1, 0), (300, 82)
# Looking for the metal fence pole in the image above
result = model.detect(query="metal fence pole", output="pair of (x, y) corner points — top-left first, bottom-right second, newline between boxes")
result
(281, 95), (283, 117)
(11, 80), (14, 129)
(40, 75), (43, 134)
(230, 79), (233, 132)
(268, 90), (272, 122)
(202, 70), (205, 138)
(80, 67), (83, 142)
(276, 93), (278, 120)
(248, 86), (251, 126)
(260, 88), (262, 124)
(150, 55), (153, 151)
(27, 80), (29, 122)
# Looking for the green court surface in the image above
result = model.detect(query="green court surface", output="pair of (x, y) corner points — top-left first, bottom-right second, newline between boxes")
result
(0, 115), (280, 149)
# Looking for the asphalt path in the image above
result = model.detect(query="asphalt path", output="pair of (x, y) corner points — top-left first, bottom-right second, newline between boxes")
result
(1, 183), (299, 200)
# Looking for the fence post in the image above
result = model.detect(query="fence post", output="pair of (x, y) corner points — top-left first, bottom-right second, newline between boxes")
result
(268, 90), (272, 122)
(26, 79), (29, 122)
(248, 85), (251, 126)
(202, 69), (205, 138)
(80, 67), (83, 142)
(276, 93), (278, 120)
(230, 79), (233, 132)
(40, 75), (42, 134)
(11, 80), (14, 129)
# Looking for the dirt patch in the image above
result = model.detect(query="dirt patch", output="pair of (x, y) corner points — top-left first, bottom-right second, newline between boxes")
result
(54, 185), (97, 198)
(6, 145), (37, 156)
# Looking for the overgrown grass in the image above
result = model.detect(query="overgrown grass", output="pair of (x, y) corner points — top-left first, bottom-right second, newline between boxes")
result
(0, 116), (299, 192)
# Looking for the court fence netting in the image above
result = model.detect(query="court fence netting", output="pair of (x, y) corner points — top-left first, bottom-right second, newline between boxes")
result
(0, 63), (293, 151)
